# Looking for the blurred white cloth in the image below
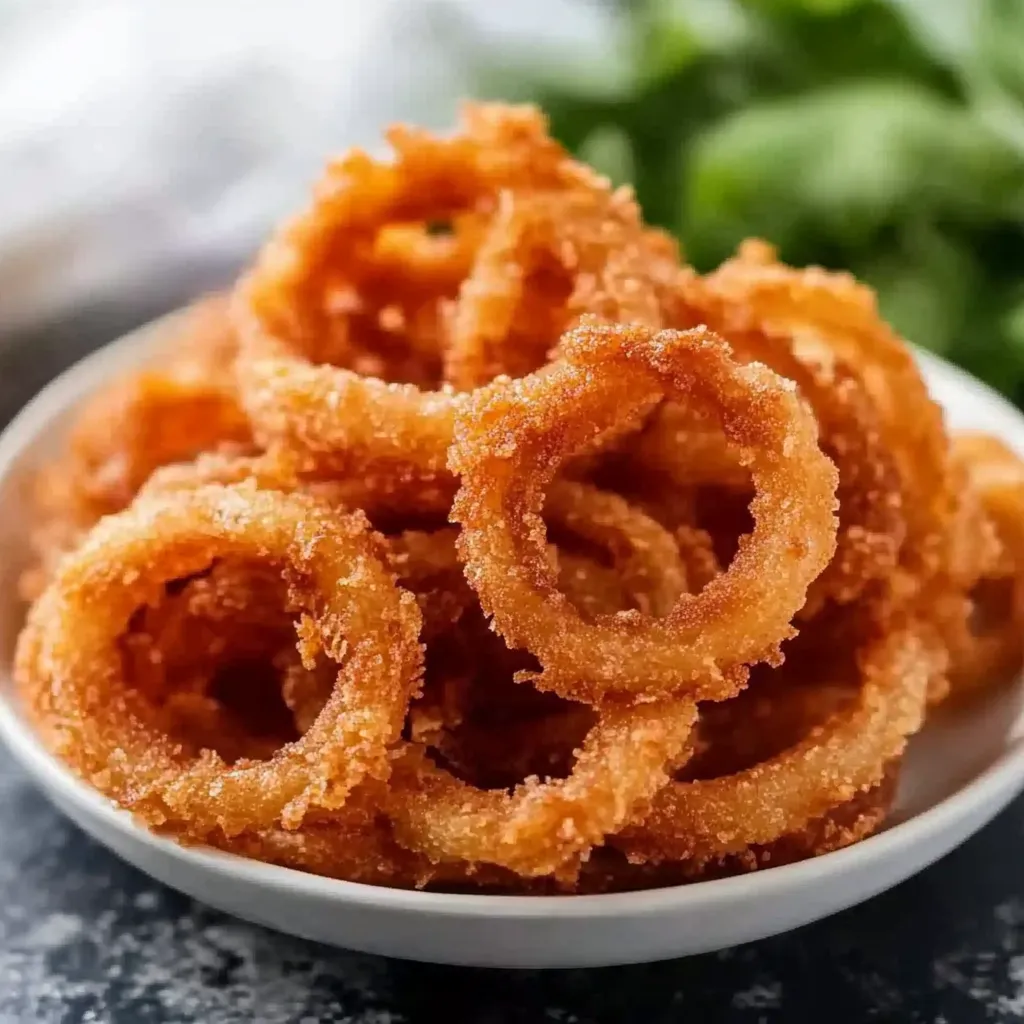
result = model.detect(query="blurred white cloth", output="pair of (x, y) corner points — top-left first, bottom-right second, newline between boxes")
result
(0, 0), (461, 331)
(0, 0), (613, 334)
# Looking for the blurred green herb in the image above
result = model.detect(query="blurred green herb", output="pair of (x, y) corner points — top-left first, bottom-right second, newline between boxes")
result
(479, 0), (1024, 402)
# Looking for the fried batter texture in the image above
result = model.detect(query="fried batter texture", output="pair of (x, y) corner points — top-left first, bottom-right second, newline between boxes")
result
(15, 104), (1024, 893)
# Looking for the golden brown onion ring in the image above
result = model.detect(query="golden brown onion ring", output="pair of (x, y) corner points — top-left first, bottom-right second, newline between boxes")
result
(444, 188), (677, 389)
(234, 103), (609, 487)
(677, 241), (950, 592)
(451, 320), (838, 703)
(945, 433), (1024, 698)
(674, 265), (907, 615)
(21, 297), (249, 599)
(614, 624), (938, 864)
(386, 697), (697, 878)
(15, 484), (423, 837)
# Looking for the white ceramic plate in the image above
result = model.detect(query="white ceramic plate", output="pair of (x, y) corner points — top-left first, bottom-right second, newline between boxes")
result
(1, 315), (1023, 969)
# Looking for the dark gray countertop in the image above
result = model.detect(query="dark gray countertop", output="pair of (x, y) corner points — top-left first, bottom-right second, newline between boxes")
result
(2, 310), (1023, 1024)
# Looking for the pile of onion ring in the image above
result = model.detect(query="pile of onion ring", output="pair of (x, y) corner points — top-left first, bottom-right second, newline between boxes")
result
(14, 103), (1024, 893)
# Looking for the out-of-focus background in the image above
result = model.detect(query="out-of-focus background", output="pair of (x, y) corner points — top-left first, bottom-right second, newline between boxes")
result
(2, 0), (1023, 400)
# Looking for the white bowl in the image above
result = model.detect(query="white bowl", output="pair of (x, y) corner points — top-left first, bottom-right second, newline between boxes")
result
(1, 315), (1023, 970)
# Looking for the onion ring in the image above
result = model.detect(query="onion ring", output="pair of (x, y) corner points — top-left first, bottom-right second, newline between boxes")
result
(677, 241), (950, 591)
(944, 433), (1024, 698)
(140, 445), (457, 525)
(15, 483), (423, 836)
(572, 767), (898, 892)
(451, 320), (838, 703)
(22, 297), (249, 598)
(674, 262), (907, 614)
(386, 697), (697, 877)
(614, 623), (938, 863)
(234, 103), (611, 486)
(444, 187), (678, 389)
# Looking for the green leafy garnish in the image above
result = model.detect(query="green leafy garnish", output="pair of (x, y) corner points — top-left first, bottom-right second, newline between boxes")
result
(475, 0), (1024, 403)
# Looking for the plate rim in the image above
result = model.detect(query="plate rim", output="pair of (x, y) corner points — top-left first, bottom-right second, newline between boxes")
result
(1, 313), (1023, 919)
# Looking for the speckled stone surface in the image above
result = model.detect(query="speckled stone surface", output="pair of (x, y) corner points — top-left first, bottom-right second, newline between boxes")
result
(2, 311), (1024, 1023)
